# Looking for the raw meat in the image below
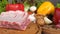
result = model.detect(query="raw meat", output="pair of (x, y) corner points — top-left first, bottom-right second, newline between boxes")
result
(0, 10), (30, 30)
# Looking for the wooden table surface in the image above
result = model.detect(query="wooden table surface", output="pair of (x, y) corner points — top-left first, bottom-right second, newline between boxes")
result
(0, 23), (42, 34)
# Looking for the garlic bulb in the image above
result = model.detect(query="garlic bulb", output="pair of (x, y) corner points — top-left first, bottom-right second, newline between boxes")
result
(28, 13), (36, 22)
(44, 17), (52, 24)
(30, 6), (37, 12)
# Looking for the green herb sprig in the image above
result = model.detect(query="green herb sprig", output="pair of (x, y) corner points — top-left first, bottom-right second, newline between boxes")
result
(0, 0), (8, 13)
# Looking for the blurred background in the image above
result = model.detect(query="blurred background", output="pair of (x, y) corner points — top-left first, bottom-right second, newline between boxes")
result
(7, 0), (59, 6)
(0, 0), (59, 13)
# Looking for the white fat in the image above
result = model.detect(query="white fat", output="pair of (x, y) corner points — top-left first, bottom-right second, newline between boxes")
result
(0, 10), (28, 23)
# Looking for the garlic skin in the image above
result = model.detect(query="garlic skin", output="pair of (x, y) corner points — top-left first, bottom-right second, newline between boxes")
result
(30, 6), (37, 12)
(28, 13), (36, 22)
(44, 17), (52, 24)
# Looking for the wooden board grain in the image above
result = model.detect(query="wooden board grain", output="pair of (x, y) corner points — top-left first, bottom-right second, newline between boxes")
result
(42, 25), (60, 34)
(0, 23), (42, 34)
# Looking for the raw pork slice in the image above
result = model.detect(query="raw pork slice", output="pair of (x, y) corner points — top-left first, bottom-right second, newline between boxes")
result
(0, 10), (30, 30)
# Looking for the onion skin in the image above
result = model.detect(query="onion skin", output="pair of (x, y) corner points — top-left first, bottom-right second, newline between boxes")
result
(35, 14), (45, 25)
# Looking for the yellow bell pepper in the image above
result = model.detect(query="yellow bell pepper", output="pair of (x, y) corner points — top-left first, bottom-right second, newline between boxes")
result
(37, 1), (55, 16)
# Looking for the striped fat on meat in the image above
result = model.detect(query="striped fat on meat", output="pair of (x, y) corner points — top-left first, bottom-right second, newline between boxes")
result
(0, 11), (30, 30)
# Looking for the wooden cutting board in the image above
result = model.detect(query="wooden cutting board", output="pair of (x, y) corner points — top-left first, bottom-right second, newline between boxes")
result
(42, 25), (60, 34)
(0, 23), (42, 34)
